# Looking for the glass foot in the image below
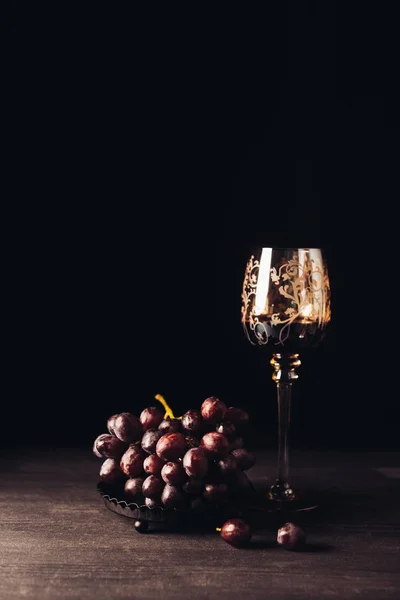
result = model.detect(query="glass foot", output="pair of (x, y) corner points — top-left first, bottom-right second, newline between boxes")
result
(270, 494), (319, 513)
(268, 479), (318, 512)
(247, 486), (319, 515)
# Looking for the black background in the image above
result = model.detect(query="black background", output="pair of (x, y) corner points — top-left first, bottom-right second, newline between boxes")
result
(3, 3), (399, 451)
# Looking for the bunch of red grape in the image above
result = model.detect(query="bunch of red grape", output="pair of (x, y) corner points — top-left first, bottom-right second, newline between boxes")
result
(93, 396), (256, 511)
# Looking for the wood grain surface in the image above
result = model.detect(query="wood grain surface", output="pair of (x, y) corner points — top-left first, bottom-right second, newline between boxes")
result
(1, 448), (400, 600)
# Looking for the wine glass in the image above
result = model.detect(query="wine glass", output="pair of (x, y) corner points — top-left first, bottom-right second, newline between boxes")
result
(241, 247), (331, 511)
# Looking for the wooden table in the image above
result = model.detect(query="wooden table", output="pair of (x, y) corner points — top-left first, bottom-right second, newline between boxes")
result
(1, 447), (400, 599)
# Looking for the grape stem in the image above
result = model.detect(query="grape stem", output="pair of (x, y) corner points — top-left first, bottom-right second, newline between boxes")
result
(154, 394), (182, 420)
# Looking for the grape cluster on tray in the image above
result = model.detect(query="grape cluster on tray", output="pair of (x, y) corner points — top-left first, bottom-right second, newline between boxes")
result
(93, 396), (256, 511)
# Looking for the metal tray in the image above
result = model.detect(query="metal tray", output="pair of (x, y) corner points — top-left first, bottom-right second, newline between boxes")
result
(97, 481), (250, 532)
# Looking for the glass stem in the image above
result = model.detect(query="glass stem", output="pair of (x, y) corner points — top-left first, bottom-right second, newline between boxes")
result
(269, 353), (300, 501)
(276, 382), (291, 488)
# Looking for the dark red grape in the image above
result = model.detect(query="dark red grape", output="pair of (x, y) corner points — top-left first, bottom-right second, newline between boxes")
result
(277, 522), (306, 550)
(140, 407), (164, 432)
(203, 482), (229, 503)
(120, 446), (146, 477)
(134, 520), (149, 533)
(143, 453), (165, 477)
(216, 422), (236, 439)
(161, 484), (187, 509)
(228, 437), (244, 452)
(231, 448), (256, 471)
(142, 475), (164, 499)
(114, 412), (142, 443)
(182, 478), (204, 495)
(107, 413), (119, 435)
(214, 455), (238, 477)
(200, 432), (229, 458)
(144, 497), (159, 509)
(161, 461), (185, 485)
(183, 447), (208, 479)
(158, 418), (182, 434)
(224, 407), (249, 429)
(93, 433), (128, 460)
(141, 428), (163, 454)
(221, 518), (252, 547)
(181, 409), (203, 434)
(201, 396), (227, 424)
(156, 432), (187, 462)
(124, 477), (144, 499)
(99, 458), (125, 484)
(93, 434), (109, 458)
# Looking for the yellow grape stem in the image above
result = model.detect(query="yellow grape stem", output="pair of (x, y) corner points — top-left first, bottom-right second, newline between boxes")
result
(154, 394), (182, 420)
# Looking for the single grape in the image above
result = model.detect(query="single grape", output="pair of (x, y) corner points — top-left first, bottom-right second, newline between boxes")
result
(221, 518), (252, 547)
(161, 484), (187, 509)
(181, 409), (203, 434)
(201, 396), (227, 424)
(182, 478), (204, 495)
(143, 453), (165, 477)
(224, 407), (249, 429)
(228, 437), (244, 452)
(93, 434), (109, 458)
(134, 520), (149, 533)
(124, 477), (144, 499)
(141, 428), (163, 454)
(203, 482), (229, 504)
(99, 458), (125, 484)
(158, 418), (182, 434)
(200, 432), (229, 458)
(214, 455), (238, 477)
(120, 445), (146, 477)
(114, 412), (142, 443)
(161, 461), (185, 485)
(216, 421), (236, 439)
(156, 432), (187, 462)
(107, 413), (119, 435)
(231, 448), (256, 471)
(277, 522), (306, 550)
(182, 447), (208, 479)
(142, 475), (164, 499)
(93, 433), (128, 460)
(144, 497), (159, 509)
(140, 407), (164, 432)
